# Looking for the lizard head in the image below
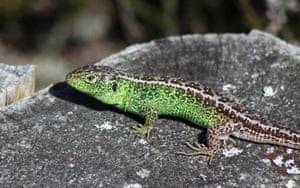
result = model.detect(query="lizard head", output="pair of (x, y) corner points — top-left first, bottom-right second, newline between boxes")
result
(66, 65), (129, 106)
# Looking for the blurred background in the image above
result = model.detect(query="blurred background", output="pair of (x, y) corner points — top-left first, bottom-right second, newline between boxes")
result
(0, 0), (299, 90)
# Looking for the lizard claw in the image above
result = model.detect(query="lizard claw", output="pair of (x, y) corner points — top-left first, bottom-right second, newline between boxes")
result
(131, 124), (153, 139)
(176, 142), (216, 164)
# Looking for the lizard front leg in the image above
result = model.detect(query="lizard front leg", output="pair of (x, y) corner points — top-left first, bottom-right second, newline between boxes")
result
(131, 107), (158, 139)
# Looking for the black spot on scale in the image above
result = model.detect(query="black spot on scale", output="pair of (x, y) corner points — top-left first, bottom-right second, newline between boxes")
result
(217, 103), (225, 111)
(169, 78), (184, 86)
(260, 118), (268, 124)
(70, 65), (93, 75)
(219, 96), (231, 103)
(141, 94), (146, 100)
(203, 87), (216, 97)
(173, 87), (186, 99)
(217, 108), (223, 112)
(185, 81), (205, 91)
(231, 105), (243, 112)
(93, 65), (114, 73)
(186, 88), (195, 96)
(155, 77), (168, 82)
(140, 75), (165, 83)
(195, 94), (205, 101)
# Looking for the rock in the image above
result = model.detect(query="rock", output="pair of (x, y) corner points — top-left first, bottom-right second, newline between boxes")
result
(0, 63), (35, 107)
(1, 30), (300, 187)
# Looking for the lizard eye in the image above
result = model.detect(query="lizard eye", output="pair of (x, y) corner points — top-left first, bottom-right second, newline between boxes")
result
(86, 75), (95, 81)
(112, 82), (117, 92)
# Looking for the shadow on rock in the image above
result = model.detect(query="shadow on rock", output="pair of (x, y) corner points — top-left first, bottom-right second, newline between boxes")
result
(48, 81), (117, 112)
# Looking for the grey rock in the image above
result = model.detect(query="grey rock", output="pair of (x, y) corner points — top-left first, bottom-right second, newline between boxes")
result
(1, 30), (300, 187)
(0, 63), (35, 106)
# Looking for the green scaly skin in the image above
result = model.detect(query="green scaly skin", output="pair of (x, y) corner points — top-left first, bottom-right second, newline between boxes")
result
(66, 65), (300, 163)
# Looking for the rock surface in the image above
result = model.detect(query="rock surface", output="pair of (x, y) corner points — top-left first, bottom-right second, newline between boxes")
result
(0, 63), (35, 106)
(1, 30), (300, 187)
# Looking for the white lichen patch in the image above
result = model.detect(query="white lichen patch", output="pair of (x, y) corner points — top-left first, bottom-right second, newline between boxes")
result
(286, 148), (293, 154)
(272, 155), (300, 175)
(94, 121), (113, 131)
(123, 183), (143, 188)
(263, 86), (277, 97)
(273, 155), (284, 166)
(266, 147), (275, 154)
(286, 179), (297, 188)
(68, 163), (75, 168)
(251, 73), (259, 79)
(285, 160), (300, 175)
(137, 138), (148, 145)
(222, 84), (236, 93)
(136, 168), (150, 179)
(261, 158), (272, 166)
(222, 147), (243, 157)
(239, 173), (250, 181)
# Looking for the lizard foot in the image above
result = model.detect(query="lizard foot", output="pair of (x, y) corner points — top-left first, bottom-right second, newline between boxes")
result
(131, 124), (153, 139)
(177, 142), (216, 164)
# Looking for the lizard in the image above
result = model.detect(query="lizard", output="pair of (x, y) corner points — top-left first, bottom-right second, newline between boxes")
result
(66, 65), (300, 163)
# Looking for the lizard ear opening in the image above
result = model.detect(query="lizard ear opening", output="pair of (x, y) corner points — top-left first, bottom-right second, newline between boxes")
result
(112, 82), (118, 92)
